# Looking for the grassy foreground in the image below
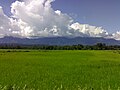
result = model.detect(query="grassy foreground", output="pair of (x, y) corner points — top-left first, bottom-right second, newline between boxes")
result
(0, 50), (120, 90)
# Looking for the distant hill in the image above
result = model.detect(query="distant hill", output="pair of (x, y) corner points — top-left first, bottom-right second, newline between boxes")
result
(0, 36), (120, 45)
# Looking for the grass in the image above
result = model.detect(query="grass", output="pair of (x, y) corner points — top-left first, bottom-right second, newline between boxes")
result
(0, 50), (120, 90)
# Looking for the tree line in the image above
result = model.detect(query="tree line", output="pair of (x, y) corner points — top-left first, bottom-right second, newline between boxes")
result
(0, 43), (120, 50)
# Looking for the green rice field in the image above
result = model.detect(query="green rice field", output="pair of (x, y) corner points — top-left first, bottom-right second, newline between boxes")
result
(0, 50), (120, 90)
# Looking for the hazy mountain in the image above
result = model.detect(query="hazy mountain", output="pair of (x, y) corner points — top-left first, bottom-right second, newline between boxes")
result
(0, 36), (120, 45)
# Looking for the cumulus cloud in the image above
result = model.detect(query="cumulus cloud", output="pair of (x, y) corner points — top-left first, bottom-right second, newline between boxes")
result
(70, 22), (108, 37)
(0, 6), (11, 37)
(10, 0), (74, 37)
(0, 6), (21, 37)
(111, 31), (120, 40)
(0, 0), (117, 39)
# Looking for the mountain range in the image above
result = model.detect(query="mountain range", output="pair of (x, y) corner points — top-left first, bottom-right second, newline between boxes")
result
(0, 36), (120, 45)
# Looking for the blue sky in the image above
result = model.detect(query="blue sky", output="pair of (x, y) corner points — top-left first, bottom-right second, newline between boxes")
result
(0, 0), (120, 39)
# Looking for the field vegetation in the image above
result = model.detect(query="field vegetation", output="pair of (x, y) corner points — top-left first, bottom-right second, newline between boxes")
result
(0, 50), (120, 90)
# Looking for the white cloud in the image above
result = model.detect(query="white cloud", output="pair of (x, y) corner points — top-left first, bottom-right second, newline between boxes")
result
(10, 0), (74, 37)
(111, 31), (120, 40)
(0, 6), (16, 37)
(70, 22), (108, 37)
(0, 0), (117, 39)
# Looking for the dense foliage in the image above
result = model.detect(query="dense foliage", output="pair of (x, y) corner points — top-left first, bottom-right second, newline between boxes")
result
(0, 43), (120, 50)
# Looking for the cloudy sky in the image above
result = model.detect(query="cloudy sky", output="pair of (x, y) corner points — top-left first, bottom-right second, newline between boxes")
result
(0, 0), (120, 39)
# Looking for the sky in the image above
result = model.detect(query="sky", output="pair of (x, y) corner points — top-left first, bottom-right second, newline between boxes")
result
(52, 0), (120, 33)
(0, 0), (120, 40)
